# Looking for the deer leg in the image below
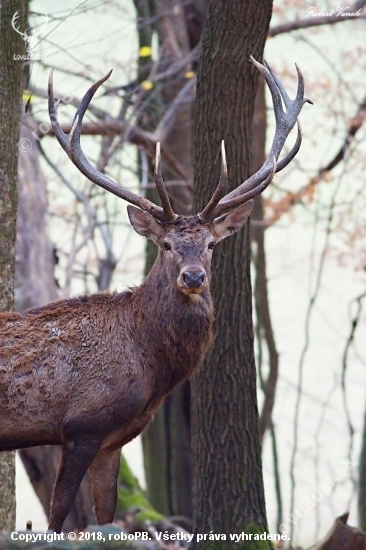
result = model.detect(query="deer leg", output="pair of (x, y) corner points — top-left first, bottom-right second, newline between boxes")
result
(88, 446), (122, 524)
(48, 438), (101, 533)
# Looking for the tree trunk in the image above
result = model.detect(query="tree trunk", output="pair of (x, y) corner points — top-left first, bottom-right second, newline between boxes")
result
(139, 0), (205, 518)
(191, 1), (273, 547)
(0, 0), (28, 530)
(16, 117), (59, 311)
(15, 114), (95, 531)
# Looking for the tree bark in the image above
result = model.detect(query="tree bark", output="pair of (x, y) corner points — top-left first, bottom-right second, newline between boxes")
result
(15, 114), (95, 531)
(191, 1), (273, 547)
(139, 0), (206, 518)
(0, 0), (28, 531)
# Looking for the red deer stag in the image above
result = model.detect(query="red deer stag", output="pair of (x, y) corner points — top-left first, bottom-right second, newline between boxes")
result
(0, 58), (310, 533)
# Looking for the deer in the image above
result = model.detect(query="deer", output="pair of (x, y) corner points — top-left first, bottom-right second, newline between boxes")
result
(0, 58), (311, 533)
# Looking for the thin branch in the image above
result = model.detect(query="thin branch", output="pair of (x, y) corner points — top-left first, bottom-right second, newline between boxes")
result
(37, 140), (117, 271)
(254, 206), (280, 442)
(153, 76), (196, 143)
(39, 119), (156, 151)
(63, 204), (95, 298)
(270, 422), (283, 532)
(313, 378), (338, 542)
(341, 292), (366, 462)
(289, 166), (346, 540)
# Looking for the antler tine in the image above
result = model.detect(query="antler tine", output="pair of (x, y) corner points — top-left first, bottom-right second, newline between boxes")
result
(155, 143), (177, 221)
(251, 57), (284, 127)
(48, 69), (69, 151)
(251, 57), (306, 161)
(72, 70), (113, 131)
(295, 63), (313, 107)
(199, 141), (228, 220)
(264, 59), (291, 110)
(199, 58), (311, 220)
(49, 70), (170, 223)
(218, 120), (301, 207)
(49, 69), (112, 156)
(276, 119), (302, 172)
(213, 156), (277, 220)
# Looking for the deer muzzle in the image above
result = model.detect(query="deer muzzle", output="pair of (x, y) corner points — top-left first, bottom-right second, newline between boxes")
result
(178, 267), (207, 295)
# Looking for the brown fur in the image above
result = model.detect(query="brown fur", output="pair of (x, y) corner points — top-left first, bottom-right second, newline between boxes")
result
(0, 204), (253, 531)
(0, 213), (233, 532)
(31, 57), (307, 530)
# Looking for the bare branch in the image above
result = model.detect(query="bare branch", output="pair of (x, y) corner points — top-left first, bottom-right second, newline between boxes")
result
(40, 119), (156, 150)
(267, 95), (366, 225)
(153, 76), (196, 143)
(38, 140), (117, 261)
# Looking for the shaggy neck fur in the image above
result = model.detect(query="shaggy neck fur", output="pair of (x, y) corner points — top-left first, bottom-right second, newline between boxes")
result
(130, 250), (214, 390)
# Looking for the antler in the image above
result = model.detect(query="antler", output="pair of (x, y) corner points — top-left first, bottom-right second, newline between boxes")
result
(199, 57), (312, 221)
(48, 70), (177, 223)
(11, 11), (27, 40)
(199, 141), (228, 220)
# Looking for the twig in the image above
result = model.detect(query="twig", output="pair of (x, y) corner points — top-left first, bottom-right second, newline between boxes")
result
(289, 164), (347, 540)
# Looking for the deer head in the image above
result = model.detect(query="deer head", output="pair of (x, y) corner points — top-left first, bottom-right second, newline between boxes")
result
(48, 58), (311, 298)
(125, 143), (254, 297)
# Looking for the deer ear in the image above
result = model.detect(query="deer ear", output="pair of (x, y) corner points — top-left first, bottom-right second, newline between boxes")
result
(127, 205), (165, 244)
(213, 200), (253, 242)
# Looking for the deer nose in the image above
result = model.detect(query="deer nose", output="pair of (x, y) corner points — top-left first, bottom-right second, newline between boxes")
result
(182, 270), (206, 288)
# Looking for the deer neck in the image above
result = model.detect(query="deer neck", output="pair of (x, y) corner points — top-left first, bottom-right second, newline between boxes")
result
(135, 253), (214, 381)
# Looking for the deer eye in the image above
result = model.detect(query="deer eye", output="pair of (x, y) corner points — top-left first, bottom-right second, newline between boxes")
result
(163, 242), (171, 251)
(208, 241), (215, 250)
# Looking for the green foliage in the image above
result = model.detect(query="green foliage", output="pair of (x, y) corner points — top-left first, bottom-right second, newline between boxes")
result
(244, 524), (274, 550)
(116, 455), (164, 522)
